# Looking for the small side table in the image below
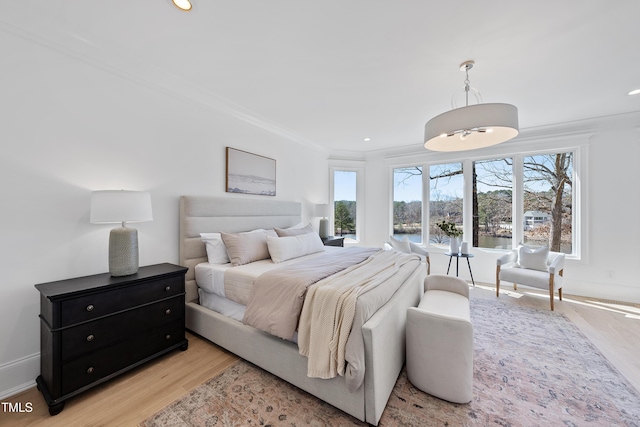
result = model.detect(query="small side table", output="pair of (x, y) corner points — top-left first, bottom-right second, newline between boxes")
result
(322, 236), (345, 247)
(445, 252), (475, 286)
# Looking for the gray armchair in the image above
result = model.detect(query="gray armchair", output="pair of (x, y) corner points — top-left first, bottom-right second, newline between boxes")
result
(496, 247), (565, 310)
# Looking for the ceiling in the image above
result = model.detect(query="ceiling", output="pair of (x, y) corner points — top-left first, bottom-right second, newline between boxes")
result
(3, 1), (640, 153)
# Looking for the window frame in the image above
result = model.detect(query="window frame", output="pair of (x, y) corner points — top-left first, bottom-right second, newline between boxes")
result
(329, 164), (364, 243)
(389, 138), (585, 260)
(392, 165), (424, 244)
(427, 161), (465, 245)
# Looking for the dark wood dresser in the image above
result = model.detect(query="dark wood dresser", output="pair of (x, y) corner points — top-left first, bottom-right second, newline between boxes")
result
(35, 263), (188, 415)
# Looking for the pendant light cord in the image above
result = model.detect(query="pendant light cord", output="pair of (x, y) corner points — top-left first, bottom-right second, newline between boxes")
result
(464, 65), (471, 107)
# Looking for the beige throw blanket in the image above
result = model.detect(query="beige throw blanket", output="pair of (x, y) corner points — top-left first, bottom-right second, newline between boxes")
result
(242, 247), (378, 340)
(298, 250), (420, 381)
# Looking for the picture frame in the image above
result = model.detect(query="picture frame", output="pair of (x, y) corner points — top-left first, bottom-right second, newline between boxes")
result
(226, 147), (276, 196)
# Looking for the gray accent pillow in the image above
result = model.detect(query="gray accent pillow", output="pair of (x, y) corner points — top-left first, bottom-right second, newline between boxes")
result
(221, 230), (271, 266)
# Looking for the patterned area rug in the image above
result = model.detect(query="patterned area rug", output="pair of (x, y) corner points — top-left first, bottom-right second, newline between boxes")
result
(141, 298), (640, 426)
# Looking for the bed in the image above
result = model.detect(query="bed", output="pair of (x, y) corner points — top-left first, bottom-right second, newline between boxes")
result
(179, 195), (426, 425)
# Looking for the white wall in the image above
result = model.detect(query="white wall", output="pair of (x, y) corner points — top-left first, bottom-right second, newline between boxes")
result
(0, 29), (328, 398)
(356, 114), (640, 304)
(3, 6), (639, 400)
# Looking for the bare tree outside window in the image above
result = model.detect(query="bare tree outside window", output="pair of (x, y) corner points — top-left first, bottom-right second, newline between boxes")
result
(429, 163), (463, 245)
(523, 152), (573, 253)
(393, 167), (422, 242)
(473, 159), (513, 249)
(392, 151), (574, 254)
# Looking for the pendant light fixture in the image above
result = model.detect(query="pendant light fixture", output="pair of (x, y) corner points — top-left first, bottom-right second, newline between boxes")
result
(424, 61), (519, 152)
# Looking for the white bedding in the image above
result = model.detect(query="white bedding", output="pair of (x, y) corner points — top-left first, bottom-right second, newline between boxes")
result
(197, 289), (246, 321)
(194, 245), (422, 391)
(195, 246), (342, 305)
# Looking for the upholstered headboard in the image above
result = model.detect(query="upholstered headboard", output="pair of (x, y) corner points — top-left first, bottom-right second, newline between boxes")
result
(179, 195), (302, 302)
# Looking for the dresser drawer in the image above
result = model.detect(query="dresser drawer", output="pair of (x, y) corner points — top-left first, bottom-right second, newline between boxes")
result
(60, 275), (184, 327)
(61, 296), (184, 361)
(61, 321), (184, 396)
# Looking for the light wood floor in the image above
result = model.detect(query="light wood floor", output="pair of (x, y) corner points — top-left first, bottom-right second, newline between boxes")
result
(3, 284), (639, 427)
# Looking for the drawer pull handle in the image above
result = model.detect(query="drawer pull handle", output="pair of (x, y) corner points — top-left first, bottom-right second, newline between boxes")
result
(165, 309), (171, 315)
(86, 334), (94, 342)
(165, 286), (171, 292)
(87, 367), (94, 374)
(86, 304), (94, 312)
(165, 334), (171, 340)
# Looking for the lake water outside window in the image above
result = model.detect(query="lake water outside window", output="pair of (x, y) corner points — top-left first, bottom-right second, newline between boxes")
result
(473, 158), (513, 249)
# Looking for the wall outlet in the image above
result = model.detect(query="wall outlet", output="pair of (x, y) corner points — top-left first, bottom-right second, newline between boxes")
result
(605, 269), (615, 279)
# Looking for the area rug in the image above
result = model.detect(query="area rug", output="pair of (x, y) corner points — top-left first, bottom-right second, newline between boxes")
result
(141, 298), (640, 426)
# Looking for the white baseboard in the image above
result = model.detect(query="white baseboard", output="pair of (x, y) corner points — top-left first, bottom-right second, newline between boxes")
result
(564, 279), (640, 304)
(0, 353), (39, 400)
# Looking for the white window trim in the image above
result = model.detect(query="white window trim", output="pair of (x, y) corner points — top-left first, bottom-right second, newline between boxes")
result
(329, 162), (364, 242)
(389, 134), (587, 260)
(391, 165), (425, 244)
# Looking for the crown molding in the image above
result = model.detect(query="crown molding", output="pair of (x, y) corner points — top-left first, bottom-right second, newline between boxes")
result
(0, 18), (327, 153)
(357, 111), (640, 162)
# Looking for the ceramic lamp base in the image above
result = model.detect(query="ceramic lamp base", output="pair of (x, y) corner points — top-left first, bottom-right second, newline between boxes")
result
(319, 218), (329, 238)
(109, 226), (139, 276)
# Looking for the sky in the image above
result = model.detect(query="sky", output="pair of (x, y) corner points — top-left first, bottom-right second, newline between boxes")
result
(334, 170), (357, 201)
(336, 157), (560, 204)
(393, 172), (422, 202)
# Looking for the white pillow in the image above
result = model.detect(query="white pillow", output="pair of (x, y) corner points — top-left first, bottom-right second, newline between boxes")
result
(200, 233), (230, 264)
(409, 241), (429, 257)
(517, 244), (549, 271)
(274, 223), (314, 237)
(221, 230), (271, 266)
(267, 232), (325, 263)
(388, 235), (411, 254)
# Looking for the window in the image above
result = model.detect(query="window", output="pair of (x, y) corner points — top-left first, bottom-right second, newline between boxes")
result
(393, 167), (422, 243)
(333, 170), (357, 241)
(429, 162), (463, 245)
(473, 158), (513, 249)
(522, 152), (573, 254)
(389, 147), (579, 257)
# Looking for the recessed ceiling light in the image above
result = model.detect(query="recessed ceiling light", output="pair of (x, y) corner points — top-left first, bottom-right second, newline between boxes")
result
(363, 137), (371, 142)
(172, 0), (192, 11)
(628, 89), (640, 96)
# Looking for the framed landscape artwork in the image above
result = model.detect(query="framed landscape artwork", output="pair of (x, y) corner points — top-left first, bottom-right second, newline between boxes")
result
(226, 147), (276, 196)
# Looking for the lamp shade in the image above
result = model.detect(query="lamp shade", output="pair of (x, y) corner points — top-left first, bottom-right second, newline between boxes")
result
(90, 190), (153, 224)
(314, 204), (330, 218)
(424, 103), (519, 152)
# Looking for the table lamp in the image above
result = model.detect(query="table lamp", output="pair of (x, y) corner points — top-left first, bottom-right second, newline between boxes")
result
(90, 190), (153, 276)
(315, 204), (330, 238)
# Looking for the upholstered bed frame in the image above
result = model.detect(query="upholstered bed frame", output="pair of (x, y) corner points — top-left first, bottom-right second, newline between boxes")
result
(179, 195), (425, 425)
